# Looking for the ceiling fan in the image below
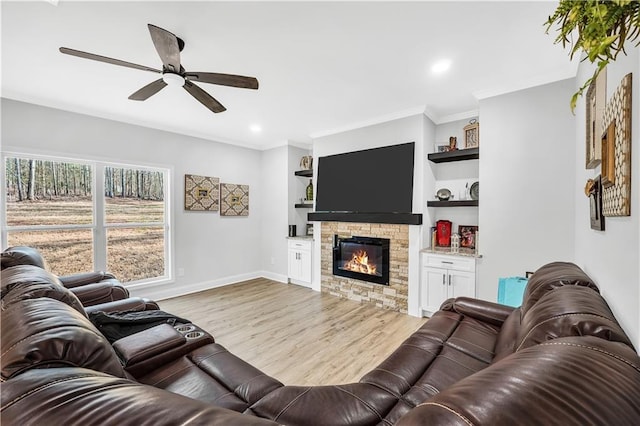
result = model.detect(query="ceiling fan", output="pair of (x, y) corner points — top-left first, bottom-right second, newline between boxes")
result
(60, 24), (259, 114)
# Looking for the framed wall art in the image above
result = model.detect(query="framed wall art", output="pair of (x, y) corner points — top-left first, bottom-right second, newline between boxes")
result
(601, 73), (632, 217)
(600, 121), (616, 188)
(585, 67), (606, 169)
(220, 183), (249, 216)
(463, 119), (479, 149)
(184, 174), (219, 211)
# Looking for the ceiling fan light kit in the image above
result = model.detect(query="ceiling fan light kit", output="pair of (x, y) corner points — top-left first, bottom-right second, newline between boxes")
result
(59, 23), (258, 114)
(162, 73), (185, 87)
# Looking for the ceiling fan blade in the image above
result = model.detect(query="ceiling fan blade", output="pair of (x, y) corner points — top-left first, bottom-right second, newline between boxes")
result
(128, 78), (168, 101)
(59, 47), (161, 74)
(183, 80), (226, 113)
(148, 24), (181, 73)
(185, 72), (259, 90)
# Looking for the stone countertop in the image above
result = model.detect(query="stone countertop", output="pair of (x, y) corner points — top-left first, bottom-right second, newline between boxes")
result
(420, 247), (482, 258)
(286, 236), (314, 240)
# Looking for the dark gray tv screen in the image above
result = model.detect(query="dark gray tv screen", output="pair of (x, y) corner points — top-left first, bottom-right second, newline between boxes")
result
(315, 142), (415, 213)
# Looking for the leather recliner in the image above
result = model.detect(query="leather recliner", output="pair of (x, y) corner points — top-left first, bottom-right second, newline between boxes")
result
(1, 245), (132, 307)
(0, 264), (284, 422)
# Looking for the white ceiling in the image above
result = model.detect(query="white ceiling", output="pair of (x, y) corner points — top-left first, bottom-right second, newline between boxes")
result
(1, 1), (578, 150)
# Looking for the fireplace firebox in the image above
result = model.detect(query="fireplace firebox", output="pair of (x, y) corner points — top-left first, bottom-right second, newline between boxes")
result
(332, 235), (390, 285)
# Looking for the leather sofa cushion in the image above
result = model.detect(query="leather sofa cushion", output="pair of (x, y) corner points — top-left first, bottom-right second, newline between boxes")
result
(396, 336), (640, 426)
(521, 261), (598, 314)
(516, 285), (634, 351)
(0, 367), (280, 426)
(137, 343), (283, 412)
(1, 265), (85, 315)
(1, 298), (126, 380)
(251, 383), (398, 426)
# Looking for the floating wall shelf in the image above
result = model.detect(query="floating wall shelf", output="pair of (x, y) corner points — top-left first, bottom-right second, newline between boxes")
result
(294, 169), (313, 177)
(427, 200), (479, 207)
(428, 147), (479, 163)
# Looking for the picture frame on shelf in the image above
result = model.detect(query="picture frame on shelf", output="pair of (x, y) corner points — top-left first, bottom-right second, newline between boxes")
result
(458, 225), (478, 250)
(463, 120), (479, 149)
(585, 67), (606, 169)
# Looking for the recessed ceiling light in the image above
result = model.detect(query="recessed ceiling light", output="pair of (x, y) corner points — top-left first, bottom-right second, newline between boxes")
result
(250, 124), (262, 133)
(431, 60), (451, 74)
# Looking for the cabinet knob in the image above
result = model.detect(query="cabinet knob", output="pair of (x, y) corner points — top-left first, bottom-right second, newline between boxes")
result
(442, 274), (446, 285)
(448, 275), (452, 286)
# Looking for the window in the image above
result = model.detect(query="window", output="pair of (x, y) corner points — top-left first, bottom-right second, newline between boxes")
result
(2, 154), (170, 284)
(104, 166), (166, 282)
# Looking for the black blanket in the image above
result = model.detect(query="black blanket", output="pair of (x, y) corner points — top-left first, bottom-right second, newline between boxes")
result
(89, 310), (190, 343)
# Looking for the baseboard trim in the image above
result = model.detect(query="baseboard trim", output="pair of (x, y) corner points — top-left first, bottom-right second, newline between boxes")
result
(260, 271), (288, 284)
(129, 271), (267, 301)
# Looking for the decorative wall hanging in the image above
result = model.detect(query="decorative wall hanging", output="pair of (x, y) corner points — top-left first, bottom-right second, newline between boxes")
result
(601, 121), (616, 188)
(184, 174), (219, 211)
(464, 119), (479, 149)
(220, 183), (249, 216)
(585, 175), (605, 231)
(602, 73), (632, 217)
(585, 67), (606, 168)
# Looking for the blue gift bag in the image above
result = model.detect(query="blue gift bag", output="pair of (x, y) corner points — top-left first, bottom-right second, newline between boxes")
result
(498, 276), (528, 307)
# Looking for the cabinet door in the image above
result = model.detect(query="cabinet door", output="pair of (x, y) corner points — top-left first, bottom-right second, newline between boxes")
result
(288, 249), (301, 281)
(298, 249), (312, 284)
(449, 270), (475, 299)
(422, 267), (448, 316)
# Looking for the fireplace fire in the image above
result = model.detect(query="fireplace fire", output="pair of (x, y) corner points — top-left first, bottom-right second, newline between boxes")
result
(333, 235), (390, 285)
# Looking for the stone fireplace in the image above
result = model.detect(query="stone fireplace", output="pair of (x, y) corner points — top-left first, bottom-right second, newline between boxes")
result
(320, 222), (409, 313)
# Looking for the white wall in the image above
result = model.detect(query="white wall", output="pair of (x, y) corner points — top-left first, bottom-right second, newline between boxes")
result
(1, 98), (271, 299)
(573, 47), (640, 348)
(311, 113), (426, 314)
(260, 145), (289, 282)
(477, 79), (576, 302)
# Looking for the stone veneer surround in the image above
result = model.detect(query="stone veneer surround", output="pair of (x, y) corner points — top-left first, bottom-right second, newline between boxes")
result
(321, 222), (409, 313)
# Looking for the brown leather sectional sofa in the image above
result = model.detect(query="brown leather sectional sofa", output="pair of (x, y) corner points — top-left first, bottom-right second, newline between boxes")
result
(2, 260), (640, 425)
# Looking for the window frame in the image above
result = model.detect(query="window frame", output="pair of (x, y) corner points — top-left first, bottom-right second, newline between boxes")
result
(1, 151), (173, 286)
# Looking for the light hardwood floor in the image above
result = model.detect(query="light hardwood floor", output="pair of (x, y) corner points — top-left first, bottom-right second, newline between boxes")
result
(159, 278), (427, 386)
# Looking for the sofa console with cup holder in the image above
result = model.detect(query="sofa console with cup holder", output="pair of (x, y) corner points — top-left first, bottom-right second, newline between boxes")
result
(1, 260), (640, 425)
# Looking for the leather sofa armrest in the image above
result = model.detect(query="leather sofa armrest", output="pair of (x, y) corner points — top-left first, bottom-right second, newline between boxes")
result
(69, 282), (130, 306)
(113, 324), (186, 367)
(59, 271), (117, 288)
(441, 297), (515, 327)
(84, 297), (159, 314)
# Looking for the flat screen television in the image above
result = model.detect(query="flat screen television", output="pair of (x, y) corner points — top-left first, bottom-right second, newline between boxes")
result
(315, 142), (415, 213)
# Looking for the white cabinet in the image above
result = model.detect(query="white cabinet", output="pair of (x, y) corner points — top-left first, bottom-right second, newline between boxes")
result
(288, 238), (312, 287)
(420, 252), (476, 316)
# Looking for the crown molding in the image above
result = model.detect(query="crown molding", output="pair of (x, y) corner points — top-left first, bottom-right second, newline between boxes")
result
(309, 105), (426, 139)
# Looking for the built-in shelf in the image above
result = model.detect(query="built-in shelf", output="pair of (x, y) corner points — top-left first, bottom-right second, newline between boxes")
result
(427, 200), (479, 207)
(428, 147), (479, 163)
(295, 203), (314, 208)
(294, 169), (313, 177)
